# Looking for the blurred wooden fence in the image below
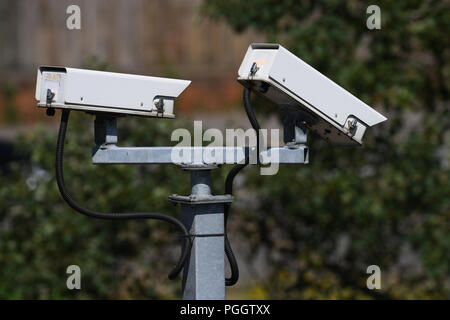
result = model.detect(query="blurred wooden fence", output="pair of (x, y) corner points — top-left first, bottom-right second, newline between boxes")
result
(0, 0), (262, 80)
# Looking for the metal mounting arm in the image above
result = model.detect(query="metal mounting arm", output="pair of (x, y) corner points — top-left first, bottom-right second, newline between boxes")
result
(92, 115), (308, 165)
(91, 115), (308, 300)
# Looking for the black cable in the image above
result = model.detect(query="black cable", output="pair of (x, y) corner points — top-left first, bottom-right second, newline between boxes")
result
(243, 87), (261, 138)
(224, 87), (261, 286)
(56, 89), (259, 285)
(224, 163), (246, 286)
(55, 109), (191, 280)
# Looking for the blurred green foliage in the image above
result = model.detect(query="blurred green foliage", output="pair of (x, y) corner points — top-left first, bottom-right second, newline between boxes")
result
(0, 114), (194, 299)
(1, 81), (20, 124)
(203, 0), (449, 298)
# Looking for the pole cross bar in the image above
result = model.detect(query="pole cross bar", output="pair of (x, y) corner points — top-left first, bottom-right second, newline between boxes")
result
(92, 145), (308, 165)
(92, 115), (308, 166)
(90, 115), (308, 300)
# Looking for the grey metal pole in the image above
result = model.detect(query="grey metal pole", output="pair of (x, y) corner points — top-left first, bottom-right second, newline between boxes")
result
(169, 166), (232, 300)
(91, 116), (307, 299)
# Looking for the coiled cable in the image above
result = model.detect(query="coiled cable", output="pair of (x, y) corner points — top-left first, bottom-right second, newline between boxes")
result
(56, 87), (259, 285)
(55, 109), (191, 280)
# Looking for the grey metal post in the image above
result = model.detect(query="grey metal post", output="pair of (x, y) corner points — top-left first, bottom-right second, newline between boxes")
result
(169, 166), (232, 300)
(92, 115), (307, 300)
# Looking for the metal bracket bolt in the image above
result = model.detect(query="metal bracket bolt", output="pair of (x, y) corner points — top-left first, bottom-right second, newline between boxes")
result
(154, 98), (165, 115)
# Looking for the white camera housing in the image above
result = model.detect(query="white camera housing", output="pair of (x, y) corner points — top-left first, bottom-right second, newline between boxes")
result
(238, 43), (387, 145)
(35, 66), (191, 118)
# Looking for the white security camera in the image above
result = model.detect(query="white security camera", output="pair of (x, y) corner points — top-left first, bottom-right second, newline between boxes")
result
(35, 66), (191, 118)
(238, 43), (387, 145)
